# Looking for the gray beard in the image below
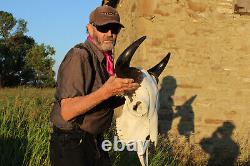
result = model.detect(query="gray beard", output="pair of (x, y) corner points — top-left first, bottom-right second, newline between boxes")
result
(93, 35), (115, 51)
(100, 42), (115, 51)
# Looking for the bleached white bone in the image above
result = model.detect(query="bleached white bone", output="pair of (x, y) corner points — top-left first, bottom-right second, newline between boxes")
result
(115, 68), (159, 166)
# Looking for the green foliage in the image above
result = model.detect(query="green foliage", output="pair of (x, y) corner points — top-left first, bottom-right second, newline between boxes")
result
(16, 19), (28, 35)
(0, 11), (27, 40)
(25, 44), (55, 87)
(0, 11), (55, 88)
(0, 11), (17, 39)
(0, 35), (35, 86)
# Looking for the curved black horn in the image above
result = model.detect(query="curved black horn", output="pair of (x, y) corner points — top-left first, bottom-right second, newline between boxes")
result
(115, 36), (146, 74)
(148, 52), (171, 78)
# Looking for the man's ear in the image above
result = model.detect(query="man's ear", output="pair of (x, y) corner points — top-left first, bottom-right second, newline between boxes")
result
(87, 24), (94, 37)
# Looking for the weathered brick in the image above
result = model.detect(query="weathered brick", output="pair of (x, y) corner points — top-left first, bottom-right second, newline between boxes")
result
(204, 119), (224, 125)
(115, 0), (250, 146)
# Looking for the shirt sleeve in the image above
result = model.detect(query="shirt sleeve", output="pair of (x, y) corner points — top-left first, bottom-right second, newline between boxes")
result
(55, 47), (91, 101)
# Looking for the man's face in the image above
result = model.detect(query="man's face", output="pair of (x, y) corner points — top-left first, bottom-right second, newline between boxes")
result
(91, 23), (121, 52)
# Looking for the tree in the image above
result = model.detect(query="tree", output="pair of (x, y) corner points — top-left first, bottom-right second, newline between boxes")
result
(25, 44), (55, 87)
(0, 35), (35, 87)
(0, 11), (55, 88)
(0, 11), (16, 40)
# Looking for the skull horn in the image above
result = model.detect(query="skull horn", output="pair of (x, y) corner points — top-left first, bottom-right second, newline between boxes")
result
(148, 52), (171, 78)
(115, 36), (146, 76)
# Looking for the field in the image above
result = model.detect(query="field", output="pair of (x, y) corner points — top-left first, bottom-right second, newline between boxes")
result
(0, 88), (53, 166)
(0, 88), (249, 166)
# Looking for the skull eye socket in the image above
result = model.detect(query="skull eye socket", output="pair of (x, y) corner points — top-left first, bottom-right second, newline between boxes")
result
(133, 101), (142, 111)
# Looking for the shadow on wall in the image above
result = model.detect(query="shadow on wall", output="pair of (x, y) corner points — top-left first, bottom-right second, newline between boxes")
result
(200, 121), (239, 166)
(158, 76), (176, 136)
(0, 137), (28, 165)
(174, 95), (196, 142)
(158, 76), (196, 142)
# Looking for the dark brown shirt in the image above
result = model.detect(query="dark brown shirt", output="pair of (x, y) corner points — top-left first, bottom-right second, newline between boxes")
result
(50, 39), (124, 134)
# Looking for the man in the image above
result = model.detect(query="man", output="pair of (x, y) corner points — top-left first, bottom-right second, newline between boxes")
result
(49, 5), (139, 166)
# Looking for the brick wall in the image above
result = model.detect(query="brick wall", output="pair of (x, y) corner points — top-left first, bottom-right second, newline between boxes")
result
(114, 0), (250, 143)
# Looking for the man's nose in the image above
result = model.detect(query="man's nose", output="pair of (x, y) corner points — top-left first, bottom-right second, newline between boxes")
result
(107, 29), (112, 36)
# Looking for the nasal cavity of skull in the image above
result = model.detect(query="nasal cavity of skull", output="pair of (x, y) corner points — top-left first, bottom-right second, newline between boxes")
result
(133, 101), (142, 111)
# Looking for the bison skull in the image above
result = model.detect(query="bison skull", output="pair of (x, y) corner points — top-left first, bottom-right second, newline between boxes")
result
(114, 36), (171, 166)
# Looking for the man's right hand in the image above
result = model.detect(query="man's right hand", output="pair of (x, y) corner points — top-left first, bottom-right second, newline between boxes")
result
(101, 76), (140, 99)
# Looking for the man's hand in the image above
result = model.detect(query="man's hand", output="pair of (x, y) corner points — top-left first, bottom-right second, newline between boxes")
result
(60, 76), (139, 121)
(101, 76), (140, 99)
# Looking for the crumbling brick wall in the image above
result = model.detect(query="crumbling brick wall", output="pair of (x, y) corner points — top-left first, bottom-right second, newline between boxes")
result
(114, 0), (250, 144)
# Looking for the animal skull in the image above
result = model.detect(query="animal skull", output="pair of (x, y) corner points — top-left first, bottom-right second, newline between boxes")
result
(115, 36), (171, 166)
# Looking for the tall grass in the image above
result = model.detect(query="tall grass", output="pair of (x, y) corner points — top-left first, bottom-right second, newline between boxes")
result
(0, 88), (54, 166)
(0, 88), (250, 166)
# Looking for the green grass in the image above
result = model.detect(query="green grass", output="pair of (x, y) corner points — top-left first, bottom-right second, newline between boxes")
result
(0, 88), (54, 166)
(0, 88), (250, 166)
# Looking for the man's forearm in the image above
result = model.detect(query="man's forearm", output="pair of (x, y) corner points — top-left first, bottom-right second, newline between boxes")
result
(60, 87), (110, 121)
(60, 76), (140, 121)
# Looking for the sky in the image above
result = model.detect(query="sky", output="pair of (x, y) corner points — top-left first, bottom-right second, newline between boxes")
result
(0, 0), (101, 76)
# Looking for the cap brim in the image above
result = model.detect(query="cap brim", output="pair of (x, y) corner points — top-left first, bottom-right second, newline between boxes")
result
(96, 20), (124, 28)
